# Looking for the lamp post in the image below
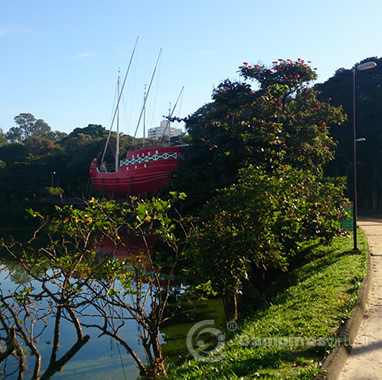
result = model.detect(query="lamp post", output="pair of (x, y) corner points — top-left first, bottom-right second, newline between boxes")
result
(352, 61), (377, 251)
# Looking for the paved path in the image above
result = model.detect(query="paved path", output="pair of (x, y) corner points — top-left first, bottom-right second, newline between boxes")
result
(338, 217), (382, 380)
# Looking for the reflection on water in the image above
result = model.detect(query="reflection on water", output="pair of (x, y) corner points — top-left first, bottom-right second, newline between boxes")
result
(161, 297), (225, 368)
(0, 256), (224, 379)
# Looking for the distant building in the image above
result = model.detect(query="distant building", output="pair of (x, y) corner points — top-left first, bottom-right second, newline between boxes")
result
(147, 120), (183, 140)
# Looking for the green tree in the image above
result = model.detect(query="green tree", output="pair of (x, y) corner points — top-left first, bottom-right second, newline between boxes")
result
(171, 59), (346, 211)
(171, 59), (347, 321)
(5, 113), (53, 143)
(1, 194), (189, 379)
(316, 56), (382, 212)
(0, 137), (64, 200)
(58, 125), (110, 197)
(184, 164), (346, 321)
(0, 128), (7, 147)
(0, 123), (107, 200)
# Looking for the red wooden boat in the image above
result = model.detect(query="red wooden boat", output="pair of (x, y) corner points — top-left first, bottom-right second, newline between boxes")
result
(89, 144), (184, 198)
(89, 42), (185, 198)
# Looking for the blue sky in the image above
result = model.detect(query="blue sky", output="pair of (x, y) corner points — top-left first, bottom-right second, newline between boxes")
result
(0, 0), (381, 136)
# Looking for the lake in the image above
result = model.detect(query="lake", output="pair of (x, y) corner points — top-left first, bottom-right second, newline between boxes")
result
(0, 256), (224, 379)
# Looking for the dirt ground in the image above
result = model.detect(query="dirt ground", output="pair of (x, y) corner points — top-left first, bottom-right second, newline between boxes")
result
(338, 218), (382, 380)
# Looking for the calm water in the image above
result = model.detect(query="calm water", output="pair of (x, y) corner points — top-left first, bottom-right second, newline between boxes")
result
(0, 261), (224, 379)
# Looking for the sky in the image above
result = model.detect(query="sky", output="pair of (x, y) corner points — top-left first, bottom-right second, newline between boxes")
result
(0, 0), (381, 137)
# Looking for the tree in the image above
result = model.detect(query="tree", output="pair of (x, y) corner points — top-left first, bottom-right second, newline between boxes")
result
(184, 164), (346, 321)
(58, 125), (110, 197)
(0, 226), (91, 379)
(0, 129), (7, 147)
(316, 56), (382, 212)
(68, 124), (107, 139)
(1, 193), (189, 379)
(0, 123), (107, 200)
(170, 59), (346, 211)
(169, 59), (348, 320)
(5, 113), (52, 143)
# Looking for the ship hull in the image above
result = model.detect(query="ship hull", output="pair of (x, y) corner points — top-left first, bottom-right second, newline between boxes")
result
(90, 146), (184, 198)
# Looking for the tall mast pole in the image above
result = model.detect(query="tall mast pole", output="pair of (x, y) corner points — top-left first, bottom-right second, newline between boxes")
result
(168, 102), (171, 143)
(115, 69), (120, 171)
(101, 36), (138, 163)
(161, 86), (184, 141)
(143, 85), (147, 147)
(133, 48), (162, 141)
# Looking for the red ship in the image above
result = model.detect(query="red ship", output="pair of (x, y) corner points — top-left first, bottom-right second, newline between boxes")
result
(89, 144), (184, 198)
(89, 41), (185, 198)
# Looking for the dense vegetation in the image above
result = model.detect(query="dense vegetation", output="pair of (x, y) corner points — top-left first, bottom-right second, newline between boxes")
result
(0, 56), (380, 378)
(0, 115), (132, 202)
(1, 56), (381, 212)
(316, 56), (382, 212)
(169, 58), (348, 321)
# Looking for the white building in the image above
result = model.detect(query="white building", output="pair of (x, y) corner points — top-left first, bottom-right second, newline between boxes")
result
(147, 120), (183, 140)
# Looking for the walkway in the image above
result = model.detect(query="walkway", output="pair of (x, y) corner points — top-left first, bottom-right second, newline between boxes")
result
(338, 217), (382, 379)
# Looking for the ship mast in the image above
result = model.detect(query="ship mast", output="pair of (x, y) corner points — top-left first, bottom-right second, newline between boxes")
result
(115, 69), (120, 171)
(101, 36), (139, 164)
(162, 86), (184, 142)
(168, 102), (171, 143)
(133, 49), (162, 144)
(143, 85), (147, 147)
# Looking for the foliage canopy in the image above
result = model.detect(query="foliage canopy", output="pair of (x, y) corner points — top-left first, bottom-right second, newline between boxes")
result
(171, 59), (346, 210)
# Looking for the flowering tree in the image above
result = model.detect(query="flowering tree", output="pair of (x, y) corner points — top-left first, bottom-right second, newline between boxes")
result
(171, 59), (346, 210)
(172, 59), (347, 320)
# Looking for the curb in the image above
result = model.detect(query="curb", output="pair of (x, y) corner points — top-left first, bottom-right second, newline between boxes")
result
(314, 246), (372, 379)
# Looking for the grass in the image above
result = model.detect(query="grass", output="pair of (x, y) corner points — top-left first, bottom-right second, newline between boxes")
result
(167, 230), (368, 379)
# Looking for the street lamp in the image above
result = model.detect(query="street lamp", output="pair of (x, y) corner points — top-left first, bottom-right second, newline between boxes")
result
(352, 61), (377, 251)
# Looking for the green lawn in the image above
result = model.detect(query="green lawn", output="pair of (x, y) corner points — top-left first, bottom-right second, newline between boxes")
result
(168, 230), (368, 379)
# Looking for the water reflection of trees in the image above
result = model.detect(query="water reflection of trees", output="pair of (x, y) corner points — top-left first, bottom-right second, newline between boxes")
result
(0, 195), (189, 379)
(0, 261), (91, 379)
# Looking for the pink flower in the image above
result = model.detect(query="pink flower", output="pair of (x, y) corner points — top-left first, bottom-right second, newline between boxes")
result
(314, 67), (318, 70)
(243, 62), (248, 65)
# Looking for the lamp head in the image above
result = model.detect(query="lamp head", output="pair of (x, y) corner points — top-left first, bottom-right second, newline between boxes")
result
(357, 61), (377, 71)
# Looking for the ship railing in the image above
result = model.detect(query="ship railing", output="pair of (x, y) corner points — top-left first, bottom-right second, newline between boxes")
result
(126, 137), (188, 151)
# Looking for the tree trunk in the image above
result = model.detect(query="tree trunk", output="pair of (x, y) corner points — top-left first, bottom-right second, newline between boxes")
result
(151, 333), (166, 378)
(222, 292), (238, 322)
